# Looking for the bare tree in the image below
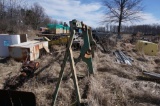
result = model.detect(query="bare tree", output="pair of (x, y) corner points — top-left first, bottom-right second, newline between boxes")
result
(52, 20), (58, 24)
(28, 3), (45, 30)
(24, 3), (49, 30)
(103, 0), (143, 38)
(0, 0), (28, 33)
(0, 0), (58, 33)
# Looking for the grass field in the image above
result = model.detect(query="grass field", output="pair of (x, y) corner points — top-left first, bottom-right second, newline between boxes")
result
(0, 34), (160, 106)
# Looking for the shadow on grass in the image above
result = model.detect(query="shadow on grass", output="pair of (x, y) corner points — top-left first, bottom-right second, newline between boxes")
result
(97, 67), (133, 80)
(131, 94), (160, 105)
(0, 57), (10, 63)
(136, 76), (160, 84)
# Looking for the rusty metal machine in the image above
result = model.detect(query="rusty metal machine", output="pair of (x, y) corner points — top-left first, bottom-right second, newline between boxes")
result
(4, 57), (40, 90)
(52, 19), (96, 106)
(20, 60), (39, 77)
(1, 56), (39, 106)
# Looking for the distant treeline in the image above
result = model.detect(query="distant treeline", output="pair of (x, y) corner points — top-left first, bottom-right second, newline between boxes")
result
(121, 25), (160, 35)
(122, 24), (160, 35)
(0, 0), (62, 33)
(1, 0), (160, 35)
(97, 24), (160, 35)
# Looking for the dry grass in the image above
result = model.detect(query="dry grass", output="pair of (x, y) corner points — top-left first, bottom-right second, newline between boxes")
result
(0, 58), (21, 88)
(0, 36), (160, 106)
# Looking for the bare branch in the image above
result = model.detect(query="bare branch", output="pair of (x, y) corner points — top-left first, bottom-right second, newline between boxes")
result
(102, 0), (143, 35)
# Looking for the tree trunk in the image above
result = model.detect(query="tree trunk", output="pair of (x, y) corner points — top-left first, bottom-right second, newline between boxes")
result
(118, 19), (121, 35)
(117, 12), (122, 39)
(117, 1), (123, 39)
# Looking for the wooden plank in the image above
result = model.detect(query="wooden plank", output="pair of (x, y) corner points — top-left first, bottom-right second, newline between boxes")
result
(69, 48), (81, 105)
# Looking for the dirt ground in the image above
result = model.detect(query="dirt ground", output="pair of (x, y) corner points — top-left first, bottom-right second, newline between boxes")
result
(0, 35), (160, 106)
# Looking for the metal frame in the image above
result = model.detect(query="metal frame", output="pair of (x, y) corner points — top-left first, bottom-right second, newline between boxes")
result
(52, 19), (95, 106)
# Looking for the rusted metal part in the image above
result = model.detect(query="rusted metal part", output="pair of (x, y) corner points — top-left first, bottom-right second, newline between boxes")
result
(8, 41), (49, 61)
(20, 61), (40, 77)
(4, 59), (40, 90)
(21, 54), (40, 76)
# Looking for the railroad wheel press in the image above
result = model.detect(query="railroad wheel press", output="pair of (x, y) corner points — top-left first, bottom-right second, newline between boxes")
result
(52, 19), (96, 106)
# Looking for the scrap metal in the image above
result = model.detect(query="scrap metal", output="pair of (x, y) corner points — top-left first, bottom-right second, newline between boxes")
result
(4, 56), (39, 90)
(142, 71), (160, 79)
(114, 50), (133, 65)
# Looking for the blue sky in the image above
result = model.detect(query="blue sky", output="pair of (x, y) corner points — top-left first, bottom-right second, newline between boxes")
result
(142, 0), (160, 18)
(28, 0), (160, 27)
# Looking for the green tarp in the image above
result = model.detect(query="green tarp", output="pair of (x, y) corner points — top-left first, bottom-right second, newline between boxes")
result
(47, 24), (69, 30)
